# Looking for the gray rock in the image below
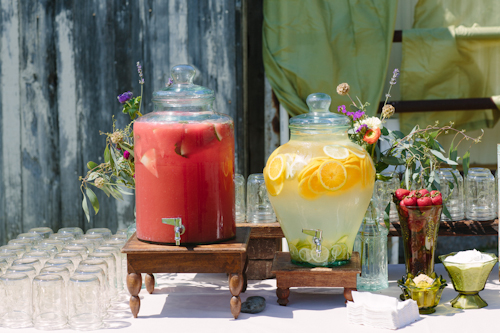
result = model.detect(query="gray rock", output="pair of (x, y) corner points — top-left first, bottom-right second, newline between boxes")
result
(241, 296), (266, 314)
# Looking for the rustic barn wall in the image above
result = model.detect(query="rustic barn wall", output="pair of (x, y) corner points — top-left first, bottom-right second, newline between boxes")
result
(0, 0), (245, 243)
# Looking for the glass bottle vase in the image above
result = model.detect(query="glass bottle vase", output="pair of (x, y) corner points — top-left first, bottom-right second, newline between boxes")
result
(354, 201), (389, 291)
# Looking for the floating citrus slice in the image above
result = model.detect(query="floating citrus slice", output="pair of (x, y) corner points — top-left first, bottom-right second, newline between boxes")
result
(318, 160), (347, 191)
(331, 243), (349, 261)
(263, 167), (284, 196)
(268, 154), (286, 181)
(308, 170), (328, 194)
(342, 165), (362, 191)
(323, 145), (349, 160)
(289, 244), (299, 261)
(298, 247), (312, 262)
(297, 161), (322, 182)
(298, 175), (319, 200)
(310, 246), (330, 264)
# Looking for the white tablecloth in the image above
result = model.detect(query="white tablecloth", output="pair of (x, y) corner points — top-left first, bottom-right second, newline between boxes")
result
(10, 263), (500, 332)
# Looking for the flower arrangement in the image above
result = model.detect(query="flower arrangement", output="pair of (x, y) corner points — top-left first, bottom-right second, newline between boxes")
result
(336, 69), (484, 219)
(79, 62), (148, 222)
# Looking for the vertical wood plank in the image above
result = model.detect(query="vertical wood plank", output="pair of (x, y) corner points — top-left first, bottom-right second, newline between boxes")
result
(19, 0), (60, 232)
(0, 0), (22, 242)
(264, 78), (280, 162)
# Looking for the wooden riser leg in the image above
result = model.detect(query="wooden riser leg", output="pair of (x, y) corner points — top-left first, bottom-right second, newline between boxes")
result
(145, 273), (155, 294)
(276, 287), (290, 306)
(127, 273), (142, 318)
(344, 287), (356, 303)
(229, 273), (244, 319)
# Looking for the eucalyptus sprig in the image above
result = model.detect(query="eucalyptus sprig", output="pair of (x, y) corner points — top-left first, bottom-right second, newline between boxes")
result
(79, 62), (145, 222)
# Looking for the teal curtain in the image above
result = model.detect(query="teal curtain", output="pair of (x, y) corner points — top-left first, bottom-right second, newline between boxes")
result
(400, 0), (500, 133)
(263, 0), (399, 117)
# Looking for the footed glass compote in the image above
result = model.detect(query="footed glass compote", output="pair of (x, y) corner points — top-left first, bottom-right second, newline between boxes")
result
(398, 272), (447, 314)
(439, 252), (497, 309)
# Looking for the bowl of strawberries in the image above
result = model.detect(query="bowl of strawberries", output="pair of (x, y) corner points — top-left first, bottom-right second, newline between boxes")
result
(393, 188), (443, 276)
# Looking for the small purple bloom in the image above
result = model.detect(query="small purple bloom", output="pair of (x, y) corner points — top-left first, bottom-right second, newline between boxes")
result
(338, 105), (346, 114)
(390, 68), (400, 85)
(123, 150), (130, 160)
(137, 61), (145, 84)
(356, 124), (368, 133)
(166, 78), (173, 87)
(117, 91), (133, 104)
(352, 110), (365, 120)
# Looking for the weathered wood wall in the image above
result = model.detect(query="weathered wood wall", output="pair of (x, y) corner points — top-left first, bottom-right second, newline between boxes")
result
(0, 0), (245, 243)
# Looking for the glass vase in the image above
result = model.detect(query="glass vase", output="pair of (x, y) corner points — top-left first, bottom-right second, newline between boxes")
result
(354, 201), (388, 291)
(396, 205), (442, 276)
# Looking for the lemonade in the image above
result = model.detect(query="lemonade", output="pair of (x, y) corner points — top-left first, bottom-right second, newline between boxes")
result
(264, 93), (375, 267)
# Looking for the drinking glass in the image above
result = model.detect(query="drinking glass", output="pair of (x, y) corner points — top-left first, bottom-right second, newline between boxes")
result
(439, 168), (464, 221)
(32, 244), (59, 258)
(39, 239), (65, 252)
(0, 258), (8, 274)
(40, 266), (71, 284)
(88, 252), (117, 297)
(17, 232), (42, 244)
(103, 240), (127, 290)
(7, 265), (37, 281)
(13, 258), (42, 274)
(465, 168), (496, 220)
(78, 259), (109, 290)
(45, 258), (75, 275)
(82, 234), (105, 248)
(28, 227), (54, 239)
(372, 173), (399, 223)
(32, 274), (67, 330)
(246, 173), (276, 223)
(0, 273), (32, 328)
(55, 252), (83, 268)
(86, 228), (112, 240)
(8, 238), (33, 251)
(74, 266), (110, 313)
(0, 252), (19, 265)
(66, 239), (95, 254)
(67, 274), (103, 330)
(116, 228), (128, 236)
(95, 246), (122, 292)
(62, 245), (89, 260)
(0, 244), (25, 258)
(49, 233), (76, 242)
(58, 227), (84, 239)
(23, 250), (51, 266)
(111, 234), (127, 242)
(235, 173), (246, 222)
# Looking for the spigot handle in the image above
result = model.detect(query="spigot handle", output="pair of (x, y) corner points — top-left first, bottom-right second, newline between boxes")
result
(302, 228), (323, 255)
(162, 218), (185, 246)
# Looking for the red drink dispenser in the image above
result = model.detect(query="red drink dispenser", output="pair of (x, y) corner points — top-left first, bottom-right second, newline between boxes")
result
(134, 65), (235, 244)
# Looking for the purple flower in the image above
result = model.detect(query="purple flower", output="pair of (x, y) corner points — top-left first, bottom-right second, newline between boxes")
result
(352, 110), (365, 120)
(356, 124), (368, 133)
(117, 91), (133, 104)
(123, 150), (130, 160)
(338, 105), (347, 114)
(390, 68), (400, 85)
(137, 61), (145, 84)
(167, 78), (173, 87)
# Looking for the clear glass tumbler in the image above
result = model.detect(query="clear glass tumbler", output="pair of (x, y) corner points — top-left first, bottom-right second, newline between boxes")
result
(0, 244), (25, 258)
(86, 228), (112, 240)
(7, 265), (37, 281)
(62, 245), (89, 260)
(68, 274), (103, 330)
(465, 168), (496, 221)
(32, 244), (59, 258)
(439, 168), (464, 221)
(49, 233), (76, 243)
(67, 239), (96, 254)
(8, 238), (33, 251)
(88, 252), (117, 298)
(94, 246), (122, 292)
(0, 258), (8, 274)
(74, 266), (110, 313)
(29, 227), (54, 239)
(13, 258), (42, 274)
(82, 234), (105, 248)
(246, 173), (277, 223)
(45, 258), (75, 275)
(235, 173), (246, 222)
(40, 266), (71, 285)
(17, 232), (43, 244)
(58, 227), (84, 239)
(23, 250), (51, 266)
(0, 273), (32, 328)
(0, 252), (19, 265)
(39, 239), (65, 252)
(32, 274), (67, 330)
(55, 252), (83, 269)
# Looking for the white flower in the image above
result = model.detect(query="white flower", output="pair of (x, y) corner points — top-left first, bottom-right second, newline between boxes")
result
(357, 116), (383, 130)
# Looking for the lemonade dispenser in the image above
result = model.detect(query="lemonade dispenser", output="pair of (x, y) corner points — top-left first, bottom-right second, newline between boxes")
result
(264, 93), (375, 267)
(134, 65), (235, 244)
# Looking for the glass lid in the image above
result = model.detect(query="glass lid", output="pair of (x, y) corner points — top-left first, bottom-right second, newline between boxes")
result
(289, 93), (350, 130)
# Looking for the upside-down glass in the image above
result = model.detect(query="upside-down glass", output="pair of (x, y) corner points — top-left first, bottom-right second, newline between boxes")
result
(40, 266), (71, 285)
(23, 250), (51, 266)
(62, 245), (89, 260)
(235, 173), (246, 222)
(45, 258), (75, 275)
(32, 244), (59, 258)
(86, 228), (112, 240)
(17, 232), (43, 244)
(75, 266), (110, 313)
(78, 259), (110, 293)
(13, 258), (42, 274)
(0, 273), (32, 328)
(0, 258), (8, 274)
(68, 274), (103, 330)
(95, 246), (122, 292)
(247, 174), (277, 223)
(49, 233), (75, 243)
(7, 265), (37, 281)
(32, 274), (67, 330)
(67, 239), (96, 254)
(29, 227), (54, 239)
(0, 252), (20, 265)
(55, 252), (83, 269)
(439, 168), (464, 221)
(465, 168), (496, 221)
(39, 239), (65, 252)
(88, 252), (117, 297)
(0, 244), (25, 258)
(58, 227), (84, 239)
(103, 240), (127, 289)
(8, 238), (33, 251)
(82, 234), (105, 248)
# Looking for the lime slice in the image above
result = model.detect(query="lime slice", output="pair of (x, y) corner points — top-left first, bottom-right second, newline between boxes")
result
(289, 244), (299, 261)
(310, 247), (330, 264)
(323, 145), (349, 160)
(298, 247), (312, 262)
(331, 243), (349, 261)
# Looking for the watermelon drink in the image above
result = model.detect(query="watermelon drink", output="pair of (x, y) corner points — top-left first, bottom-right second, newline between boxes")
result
(134, 115), (235, 244)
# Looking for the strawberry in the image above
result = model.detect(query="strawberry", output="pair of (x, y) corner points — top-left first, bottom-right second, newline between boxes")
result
(430, 190), (440, 197)
(431, 194), (443, 205)
(402, 195), (417, 206)
(418, 189), (430, 197)
(409, 190), (418, 198)
(417, 196), (432, 207)
(395, 188), (410, 201)
(399, 200), (409, 217)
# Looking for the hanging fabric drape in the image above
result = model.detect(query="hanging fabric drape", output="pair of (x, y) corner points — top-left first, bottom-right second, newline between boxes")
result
(263, 0), (398, 117)
(400, 0), (500, 134)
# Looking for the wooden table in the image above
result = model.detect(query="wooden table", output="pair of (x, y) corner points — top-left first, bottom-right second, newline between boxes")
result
(121, 227), (251, 319)
(271, 251), (361, 306)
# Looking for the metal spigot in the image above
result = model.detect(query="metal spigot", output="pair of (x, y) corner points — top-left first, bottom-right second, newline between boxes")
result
(302, 228), (323, 257)
(162, 218), (185, 245)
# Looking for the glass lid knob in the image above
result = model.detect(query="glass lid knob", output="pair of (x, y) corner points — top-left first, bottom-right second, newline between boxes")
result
(171, 64), (196, 85)
(306, 93), (331, 113)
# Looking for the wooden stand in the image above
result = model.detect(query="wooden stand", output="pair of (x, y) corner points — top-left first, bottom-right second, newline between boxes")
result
(121, 227), (251, 319)
(236, 222), (284, 279)
(271, 251), (361, 306)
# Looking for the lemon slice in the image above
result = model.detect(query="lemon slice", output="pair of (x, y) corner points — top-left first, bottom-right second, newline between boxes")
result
(308, 170), (327, 194)
(289, 244), (299, 261)
(310, 247), (330, 264)
(263, 167), (284, 196)
(331, 243), (349, 261)
(342, 165), (362, 191)
(268, 155), (286, 181)
(297, 160), (322, 182)
(318, 160), (347, 191)
(298, 176), (319, 200)
(298, 247), (312, 262)
(323, 145), (349, 160)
